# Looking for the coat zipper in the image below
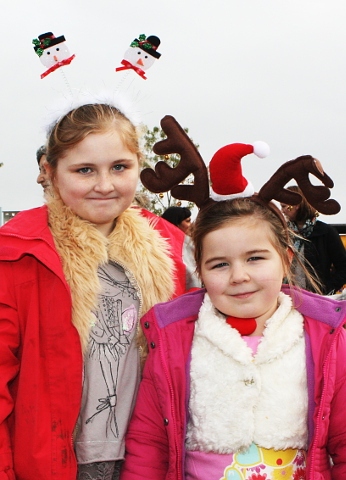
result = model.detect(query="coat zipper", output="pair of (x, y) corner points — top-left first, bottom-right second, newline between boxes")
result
(157, 329), (182, 479)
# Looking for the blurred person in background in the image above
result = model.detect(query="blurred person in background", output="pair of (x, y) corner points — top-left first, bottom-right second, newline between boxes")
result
(281, 185), (346, 294)
(161, 206), (200, 289)
(162, 206), (192, 235)
(36, 144), (50, 191)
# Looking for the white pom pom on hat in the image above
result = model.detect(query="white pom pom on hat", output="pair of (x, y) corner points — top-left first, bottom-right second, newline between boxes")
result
(252, 141), (271, 159)
(209, 141), (270, 201)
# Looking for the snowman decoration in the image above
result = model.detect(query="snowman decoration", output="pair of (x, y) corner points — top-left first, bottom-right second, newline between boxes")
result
(116, 34), (161, 80)
(33, 32), (75, 79)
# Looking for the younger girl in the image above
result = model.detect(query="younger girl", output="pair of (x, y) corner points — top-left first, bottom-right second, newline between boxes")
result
(121, 117), (346, 480)
(0, 97), (187, 480)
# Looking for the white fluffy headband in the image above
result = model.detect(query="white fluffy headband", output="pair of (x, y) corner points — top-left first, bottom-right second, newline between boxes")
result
(42, 90), (143, 135)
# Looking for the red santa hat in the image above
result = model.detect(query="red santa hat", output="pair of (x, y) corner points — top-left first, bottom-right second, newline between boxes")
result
(209, 141), (270, 201)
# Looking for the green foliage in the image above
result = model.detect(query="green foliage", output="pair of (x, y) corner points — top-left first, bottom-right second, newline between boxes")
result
(137, 126), (197, 216)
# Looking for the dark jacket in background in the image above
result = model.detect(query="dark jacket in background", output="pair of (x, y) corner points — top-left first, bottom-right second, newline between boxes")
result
(304, 220), (346, 294)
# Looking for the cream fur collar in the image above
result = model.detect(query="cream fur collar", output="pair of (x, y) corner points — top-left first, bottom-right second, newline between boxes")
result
(197, 292), (305, 364)
(47, 196), (174, 352)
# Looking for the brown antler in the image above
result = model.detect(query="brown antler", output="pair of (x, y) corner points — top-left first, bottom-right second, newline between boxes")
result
(140, 115), (211, 208)
(258, 155), (340, 214)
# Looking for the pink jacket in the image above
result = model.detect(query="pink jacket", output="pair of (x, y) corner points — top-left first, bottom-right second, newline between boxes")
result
(121, 287), (346, 480)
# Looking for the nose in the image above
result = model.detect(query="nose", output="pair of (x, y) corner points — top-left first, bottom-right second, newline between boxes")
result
(137, 58), (144, 66)
(37, 171), (45, 185)
(229, 263), (250, 284)
(94, 172), (115, 194)
(53, 55), (59, 62)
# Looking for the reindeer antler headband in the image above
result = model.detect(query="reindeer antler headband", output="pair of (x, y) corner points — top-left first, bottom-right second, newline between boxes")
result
(140, 115), (340, 217)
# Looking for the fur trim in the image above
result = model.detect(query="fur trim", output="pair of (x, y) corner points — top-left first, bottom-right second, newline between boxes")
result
(42, 89), (142, 134)
(186, 293), (308, 453)
(47, 196), (174, 352)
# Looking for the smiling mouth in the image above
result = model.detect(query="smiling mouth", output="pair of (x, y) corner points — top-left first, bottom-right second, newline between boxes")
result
(87, 196), (117, 199)
(231, 291), (255, 299)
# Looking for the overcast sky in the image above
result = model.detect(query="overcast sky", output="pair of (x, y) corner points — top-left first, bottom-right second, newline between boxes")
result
(1, 0), (346, 223)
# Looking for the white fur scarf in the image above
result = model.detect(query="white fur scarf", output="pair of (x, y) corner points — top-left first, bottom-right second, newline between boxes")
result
(186, 292), (308, 453)
(47, 196), (174, 352)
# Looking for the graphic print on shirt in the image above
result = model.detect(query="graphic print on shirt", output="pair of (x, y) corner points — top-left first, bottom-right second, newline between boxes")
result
(85, 263), (138, 438)
(220, 443), (306, 479)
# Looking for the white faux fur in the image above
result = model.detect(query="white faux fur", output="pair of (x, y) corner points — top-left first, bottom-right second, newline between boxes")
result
(186, 293), (308, 453)
(42, 89), (142, 134)
(210, 181), (254, 202)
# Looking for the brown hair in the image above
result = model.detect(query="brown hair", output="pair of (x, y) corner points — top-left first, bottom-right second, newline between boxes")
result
(192, 197), (321, 291)
(46, 103), (143, 179)
(287, 185), (317, 223)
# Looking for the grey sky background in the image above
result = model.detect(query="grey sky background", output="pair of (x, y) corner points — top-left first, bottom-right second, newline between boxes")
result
(1, 0), (346, 223)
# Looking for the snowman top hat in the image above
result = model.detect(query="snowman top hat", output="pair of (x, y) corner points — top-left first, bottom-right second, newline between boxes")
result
(209, 141), (270, 201)
(33, 32), (66, 56)
(130, 34), (161, 59)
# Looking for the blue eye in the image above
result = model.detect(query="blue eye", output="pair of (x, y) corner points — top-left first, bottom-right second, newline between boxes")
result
(78, 167), (92, 174)
(113, 165), (125, 171)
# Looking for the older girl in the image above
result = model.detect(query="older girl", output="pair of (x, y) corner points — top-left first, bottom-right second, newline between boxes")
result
(0, 97), (184, 479)
(121, 117), (346, 480)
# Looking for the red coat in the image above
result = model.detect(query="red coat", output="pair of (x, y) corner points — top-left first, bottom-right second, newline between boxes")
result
(0, 207), (81, 479)
(138, 208), (187, 296)
(0, 205), (187, 480)
(121, 287), (346, 480)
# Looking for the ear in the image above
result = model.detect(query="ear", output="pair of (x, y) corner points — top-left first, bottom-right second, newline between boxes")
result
(44, 161), (53, 179)
(287, 246), (294, 264)
(283, 247), (294, 278)
(44, 160), (51, 171)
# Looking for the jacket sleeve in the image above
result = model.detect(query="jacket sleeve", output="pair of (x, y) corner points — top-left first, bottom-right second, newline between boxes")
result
(0, 262), (20, 479)
(121, 366), (169, 480)
(325, 226), (346, 294)
(326, 328), (346, 478)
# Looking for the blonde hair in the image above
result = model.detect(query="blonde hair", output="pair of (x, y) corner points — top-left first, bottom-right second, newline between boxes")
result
(46, 103), (143, 179)
(192, 197), (321, 292)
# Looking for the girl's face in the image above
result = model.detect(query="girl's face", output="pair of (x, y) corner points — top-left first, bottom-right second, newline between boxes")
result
(54, 130), (139, 236)
(200, 219), (286, 333)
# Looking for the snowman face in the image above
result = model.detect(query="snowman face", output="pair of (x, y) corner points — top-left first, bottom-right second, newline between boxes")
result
(40, 42), (71, 67)
(123, 46), (156, 71)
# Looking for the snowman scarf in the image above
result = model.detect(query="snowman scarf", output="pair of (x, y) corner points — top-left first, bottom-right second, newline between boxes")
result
(41, 54), (76, 79)
(115, 59), (147, 79)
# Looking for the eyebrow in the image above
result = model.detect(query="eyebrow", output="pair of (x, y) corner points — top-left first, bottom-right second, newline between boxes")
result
(69, 158), (136, 168)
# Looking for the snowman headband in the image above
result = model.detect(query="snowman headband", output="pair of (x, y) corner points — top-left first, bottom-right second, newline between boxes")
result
(140, 115), (340, 219)
(42, 90), (142, 135)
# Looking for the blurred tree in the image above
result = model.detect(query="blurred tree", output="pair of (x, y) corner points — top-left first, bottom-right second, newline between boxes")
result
(137, 125), (197, 216)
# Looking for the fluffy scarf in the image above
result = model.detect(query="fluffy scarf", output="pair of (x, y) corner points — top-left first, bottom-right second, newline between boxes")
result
(47, 196), (175, 353)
